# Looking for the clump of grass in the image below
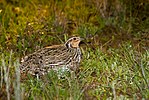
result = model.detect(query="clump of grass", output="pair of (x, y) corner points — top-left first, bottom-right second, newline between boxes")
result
(0, 44), (148, 99)
(13, 59), (21, 100)
(21, 70), (83, 99)
(0, 51), (22, 100)
(80, 44), (149, 99)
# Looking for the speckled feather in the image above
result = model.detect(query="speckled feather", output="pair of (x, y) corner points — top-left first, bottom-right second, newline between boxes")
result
(20, 37), (82, 76)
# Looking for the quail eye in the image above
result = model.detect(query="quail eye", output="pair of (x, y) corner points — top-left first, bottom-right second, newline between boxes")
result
(73, 38), (76, 40)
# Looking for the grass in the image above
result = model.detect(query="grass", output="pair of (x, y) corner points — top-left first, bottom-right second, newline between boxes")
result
(0, 45), (148, 99)
(0, 0), (149, 99)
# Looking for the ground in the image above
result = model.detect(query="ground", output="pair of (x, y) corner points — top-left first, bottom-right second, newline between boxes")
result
(0, 0), (149, 99)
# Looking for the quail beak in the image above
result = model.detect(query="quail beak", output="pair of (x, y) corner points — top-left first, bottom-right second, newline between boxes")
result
(80, 38), (84, 41)
(79, 38), (85, 45)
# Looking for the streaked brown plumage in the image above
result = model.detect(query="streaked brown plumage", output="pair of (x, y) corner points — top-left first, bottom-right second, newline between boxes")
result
(20, 37), (83, 76)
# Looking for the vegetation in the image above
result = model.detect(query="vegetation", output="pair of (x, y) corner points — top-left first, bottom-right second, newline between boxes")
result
(0, 0), (149, 99)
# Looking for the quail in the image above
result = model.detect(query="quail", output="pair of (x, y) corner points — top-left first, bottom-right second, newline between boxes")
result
(20, 37), (83, 76)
